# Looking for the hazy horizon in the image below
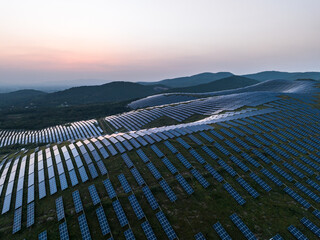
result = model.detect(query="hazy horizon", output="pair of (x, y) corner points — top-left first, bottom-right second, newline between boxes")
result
(1, 0), (320, 86)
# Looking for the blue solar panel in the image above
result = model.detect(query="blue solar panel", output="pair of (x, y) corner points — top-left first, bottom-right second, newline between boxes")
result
(112, 200), (128, 227)
(15, 189), (23, 209)
(39, 181), (46, 199)
(176, 153), (192, 169)
(194, 232), (206, 240)
(218, 160), (237, 177)
(261, 168), (283, 186)
(295, 182), (320, 203)
(283, 187), (311, 209)
(49, 177), (57, 195)
(69, 169), (79, 186)
(131, 168), (145, 186)
(141, 221), (157, 240)
(27, 185), (34, 204)
(201, 146), (219, 160)
(88, 184), (100, 205)
(204, 164), (224, 182)
(188, 135), (203, 145)
(122, 153), (134, 169)
(118, 174), (132, 193)
(151, 145), (165, 158)
(230, 156), (249, 172)
(159, 179), (177, 202)
(249, 172), (271, 192)
(78, 214), (92, 240)
(12, 207), (22, 234)
(156, 211), (177, 240)
(190, 169), (210, 188)
(189, 149), (206, 164)
(271, 234), (283, 240)
(223, 183), (246, 206)
(147, 162), (162, 180)
(96, 160), (108, 175)
(237, 177), (259, 198)
(136, 149), (150, 163)
(164, 141), (178, 154)
(38, 230), (47, 240)
(59, 173), (68, 190)
(213, 222), (232, 240)
(128, 194), (145, 220)
(96, 206), (111, 236)
(124, 228), (136, 240)
(79, 166), (89, 182)
(162, 157), (178, 174)
(300, 217), (320, 238)
(103, 178), (117, 199)
(176, 174), (194, 195)
(88, 163), (98, 179)
(56, 196), (65, 221)
(200, 132), (214, 142)
(26, 202), (35, 228)
(72, 190), (83, 213)
(287, 225), (308, 240)
(230, 213), (256, 240)
(142, 186), (159, 210)
(59, 221), (70, 240)
(177, 138), (191, 149)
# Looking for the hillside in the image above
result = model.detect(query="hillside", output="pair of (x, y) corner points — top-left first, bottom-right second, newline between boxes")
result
(166, 76), (259, 93)
(139, 72), (234, 88)
(243, 71), (320, 81)
(0, 89), (46, 107)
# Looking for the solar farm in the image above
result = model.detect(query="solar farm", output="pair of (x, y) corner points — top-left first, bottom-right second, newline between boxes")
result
(1, 79), (320, 239)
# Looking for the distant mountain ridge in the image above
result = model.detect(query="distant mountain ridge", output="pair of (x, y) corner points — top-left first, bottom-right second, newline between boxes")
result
(243, 71), (320, 81)
(139, 72), (234, 88)
(166, 76), (258, 93)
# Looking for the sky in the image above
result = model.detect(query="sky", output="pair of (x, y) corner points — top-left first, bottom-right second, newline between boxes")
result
(0, 0), (320, 87)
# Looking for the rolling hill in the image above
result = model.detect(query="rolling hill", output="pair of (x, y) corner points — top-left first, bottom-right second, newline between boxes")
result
(166, 76), (259, 93)
(243, 71), (320, 81)
(139, 72), (234, 88)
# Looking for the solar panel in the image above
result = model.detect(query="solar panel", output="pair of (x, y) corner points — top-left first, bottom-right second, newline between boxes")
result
(128, 194), (145, 220)
(177, 138), (191, 149)
(124, 228), (136, 240)
(159, 179), (177, 202)
(38, 230), (47, 240)
(122, 153), (134, 169)
(79, 166), (89, 182)
(176, 153), (192, 169)
(218, 160), (237, 177)
(287, 225), (308, 240)
(147, 162), (162, 180)
(150, 145), (164, 158)
(12, 207), (22, 234)
(70, 192), (83, 216)
(56, 196), (65, 221)
(194, 232), (206, 240)
(27, 185), (34, 204)
(176, 174), (194, 195)
(136, 149), (150, 163)
(59, 173), (68, 191)
(300, 217), (320, 238)
(96, 206), (111, 236)
(236, 177), (259, 198)
(131, 168), (145, 186)
(156, 211), (177, 240)
(15, 189), (23, 209)
(249, 172), (271, 192)
(283, 187), (311, 209)
(103, 178), (117, 199)
(26, 202), (35, 228)
(69, 169), (79, 186)
(230, 213), (256, 240)
(118, 174), (132, 193)
(78, 214), (92, 240)
(141, 221), (157, 240)
(49, 176), (58, 195)
(164, 141), (178, 154)
(223, 183), (246, 206)
(260, 168), (283, 186)
(59, 221), (70, 240)
(88, 163), (98, 179)
(230, 156), (249, 172)
(161, 157), (178, 174)
(88, 184), (101, 205)
(39, 181), (46, 199)
(112, 200), (128, 227)
(204, 164), (224, 182)
(295, 182), (320, 203)
(189, 149), (206, 164)
(142, 186), (159, 210)
(96, 160), (108, 175)
(213, 222), (232, 240)
(190, 169), (210, 188)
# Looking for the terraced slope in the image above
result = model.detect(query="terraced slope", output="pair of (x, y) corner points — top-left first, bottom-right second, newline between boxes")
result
(0, 83), (320, 240)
